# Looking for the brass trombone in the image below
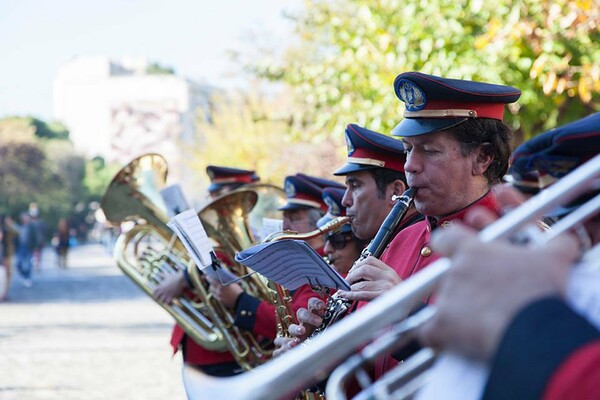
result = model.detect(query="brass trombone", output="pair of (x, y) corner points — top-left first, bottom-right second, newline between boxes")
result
(182, 153), (600, 400)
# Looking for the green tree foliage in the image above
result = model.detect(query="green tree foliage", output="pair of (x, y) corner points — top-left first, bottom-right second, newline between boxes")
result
(0, 142), (47, 214)
(0, 116), (112, 239)
(83, 156), (120, 200)
(251, 0), (599, 143)
(191, 88), (346, 188)
(0, 116), (69, 141)
(146, 62), (176, 75)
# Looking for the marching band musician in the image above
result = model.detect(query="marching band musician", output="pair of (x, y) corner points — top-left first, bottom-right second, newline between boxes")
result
(272, 186), (369, 357)
(281, 124), (416, 349)
(319, 187), (369, 277)
(418, 112), (600, 400)
(205, 165), (260, 199)
(153, 165), (260, 377)
(292, 73), (520, 383)
(208, 174), (345, 339)
(338, 72), (521, 303)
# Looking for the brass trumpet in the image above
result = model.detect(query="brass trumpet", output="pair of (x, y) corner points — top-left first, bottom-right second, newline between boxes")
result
(182, 153), (600, 400)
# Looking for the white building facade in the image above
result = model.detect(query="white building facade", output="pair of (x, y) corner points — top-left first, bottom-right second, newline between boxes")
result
(53, 56), (212, 188)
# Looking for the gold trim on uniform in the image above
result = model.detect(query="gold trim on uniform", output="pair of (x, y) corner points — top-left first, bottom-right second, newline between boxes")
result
(420, 245), (432, 257)
(348, 157), (385, 167)
(405, 109), (477, 118)
(287, 198), (322, 209)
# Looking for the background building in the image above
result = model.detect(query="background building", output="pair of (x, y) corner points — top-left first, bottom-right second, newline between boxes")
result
(53, 56), (213, 191)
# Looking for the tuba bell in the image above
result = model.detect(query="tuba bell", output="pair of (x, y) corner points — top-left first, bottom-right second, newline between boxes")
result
(195, 185), (288, 367)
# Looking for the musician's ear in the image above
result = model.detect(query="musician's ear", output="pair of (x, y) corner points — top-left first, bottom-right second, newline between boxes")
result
(472, 144), (494, 176)
(391, 180), (407, 198)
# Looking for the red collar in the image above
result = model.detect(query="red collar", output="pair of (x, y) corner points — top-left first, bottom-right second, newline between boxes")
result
(315, 246), (326, 257)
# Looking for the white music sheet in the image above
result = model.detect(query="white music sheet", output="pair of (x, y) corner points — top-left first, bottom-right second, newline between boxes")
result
(160, 183), (190, 217)
(235, 240), (350, 291)
(167, 209), (237, 283)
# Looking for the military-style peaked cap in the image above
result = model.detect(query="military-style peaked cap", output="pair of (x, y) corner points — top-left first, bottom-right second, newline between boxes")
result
(317, 187), (351, 233)
(279, 174), (340, 212)
(508, 112), (600, 195)
(391, 72), (521, 137)
(334, 124), (406, 176)
(206, 166), (259, 193)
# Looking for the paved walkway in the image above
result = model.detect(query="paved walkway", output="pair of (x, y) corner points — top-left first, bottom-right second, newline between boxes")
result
(0, 244), (186, 400)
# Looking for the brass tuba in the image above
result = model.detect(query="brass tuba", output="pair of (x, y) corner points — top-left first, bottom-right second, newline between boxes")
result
(102, 154), (288, 369)
(195, 186), (288, 368)
(101, 153), (230, 351)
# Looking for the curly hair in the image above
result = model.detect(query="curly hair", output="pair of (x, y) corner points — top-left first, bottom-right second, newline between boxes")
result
(447, 118), (513, 184)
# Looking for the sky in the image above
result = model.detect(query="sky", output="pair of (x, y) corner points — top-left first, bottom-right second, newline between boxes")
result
(0, 0), (301, 121)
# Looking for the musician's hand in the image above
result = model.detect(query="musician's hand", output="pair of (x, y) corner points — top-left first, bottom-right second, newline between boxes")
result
(153, 270), (188, 304)
(207, 277), (243, 309)
(417, 223), (578, 361)
(273, 336), (300, 357)
(288, 297), (325, 340)
(337, 256), (401, 302)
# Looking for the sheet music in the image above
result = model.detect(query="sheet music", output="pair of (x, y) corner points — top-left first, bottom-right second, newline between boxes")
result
(235, 240), (350, 291)
(160, 184), (190, 217)
(167, 209), (237, 283)
(260, 218), (283, 242)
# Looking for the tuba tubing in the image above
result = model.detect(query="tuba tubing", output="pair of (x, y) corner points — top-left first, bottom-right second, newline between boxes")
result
(182, 153), (600, 400)
(114, 225), (227, 349)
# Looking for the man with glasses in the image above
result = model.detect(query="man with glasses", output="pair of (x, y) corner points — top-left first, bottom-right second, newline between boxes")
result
(279, 123), (419, 348)
(208, 173), (345, 339)
(320, 187), (369, 277)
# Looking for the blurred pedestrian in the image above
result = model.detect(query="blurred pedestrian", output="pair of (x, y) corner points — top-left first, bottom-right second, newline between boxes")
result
(28, 203), (46, 270)
(1, 215), (18, 299)
(53, 218), (70, 269)
(14, 212), (41, 287)
(0, 216), (7, 301)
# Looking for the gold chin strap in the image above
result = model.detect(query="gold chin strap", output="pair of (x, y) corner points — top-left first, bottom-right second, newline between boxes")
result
(348, 157), (385, 167)
(404, 109), (477, 118)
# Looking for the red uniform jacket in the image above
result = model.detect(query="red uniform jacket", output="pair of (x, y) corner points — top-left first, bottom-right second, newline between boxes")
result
(367, 192), (500, 379)
(170, 249), (237, 366)
(379, 191), (500, 281)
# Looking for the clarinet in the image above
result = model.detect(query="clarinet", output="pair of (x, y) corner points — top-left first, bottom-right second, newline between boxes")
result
(305, 187), (417, 341)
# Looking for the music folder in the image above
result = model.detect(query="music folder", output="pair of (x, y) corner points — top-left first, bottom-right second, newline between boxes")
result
(167, 209), (238, 284)
(235, 240), (351, 291)
(160, 184), (190, 217)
